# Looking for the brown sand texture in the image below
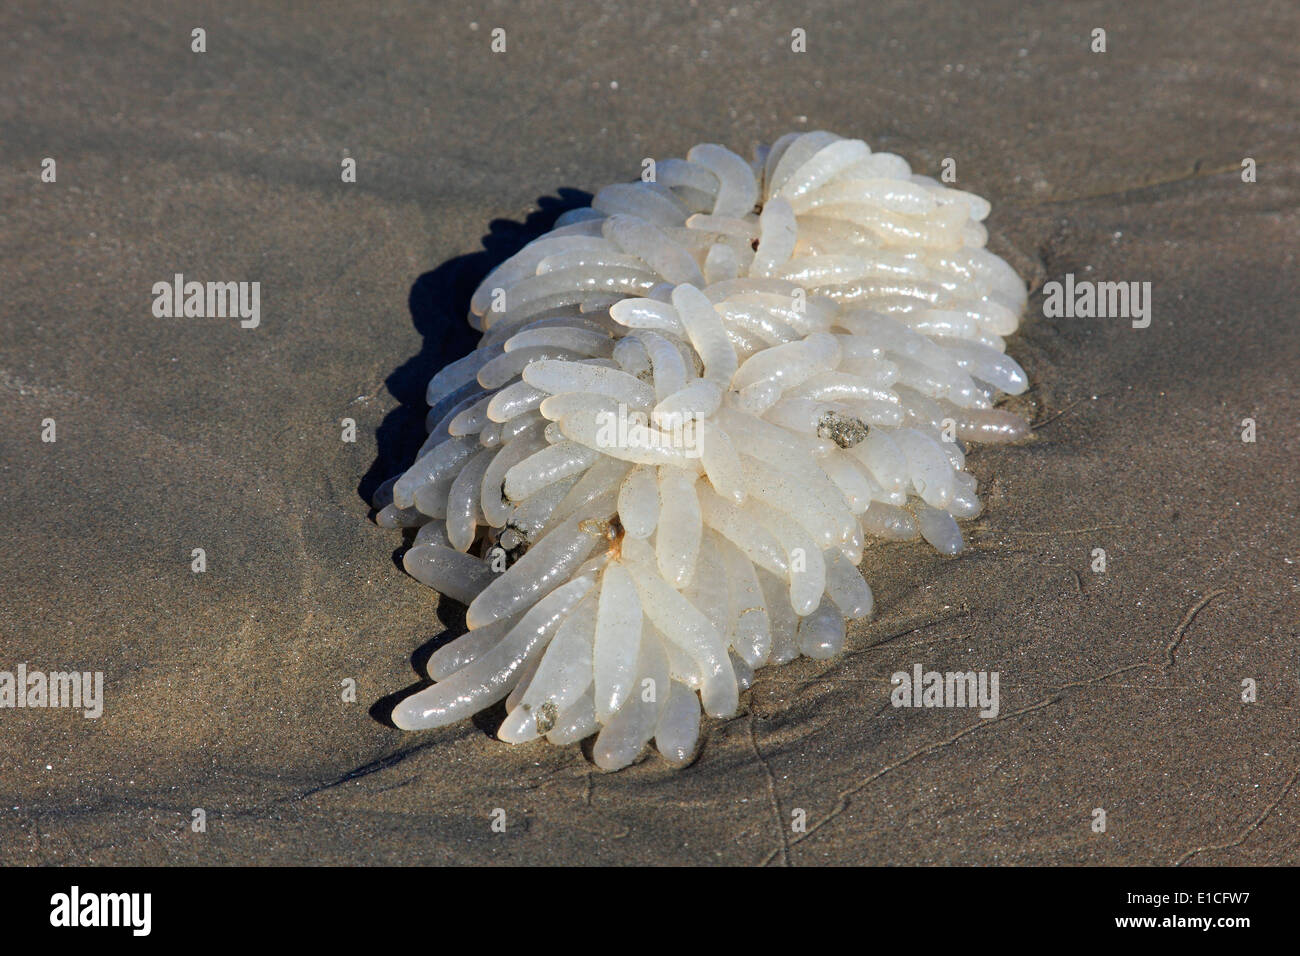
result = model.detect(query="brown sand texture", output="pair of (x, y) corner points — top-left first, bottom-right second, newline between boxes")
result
(0, 0), (1297, 864)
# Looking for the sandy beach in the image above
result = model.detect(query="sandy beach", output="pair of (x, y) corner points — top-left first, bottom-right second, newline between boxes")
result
(1, 0), (1297, 865)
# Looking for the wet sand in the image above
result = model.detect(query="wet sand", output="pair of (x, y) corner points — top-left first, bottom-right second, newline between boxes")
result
(1, 0), (1297, 864)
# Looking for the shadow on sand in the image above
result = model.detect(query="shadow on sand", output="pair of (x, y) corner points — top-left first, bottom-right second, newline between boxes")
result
(363, 188), (593, 729)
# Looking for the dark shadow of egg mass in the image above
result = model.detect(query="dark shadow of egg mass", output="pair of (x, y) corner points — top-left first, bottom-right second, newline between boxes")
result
(362, 188), (594, 731)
